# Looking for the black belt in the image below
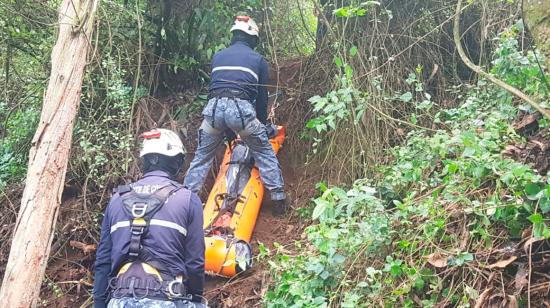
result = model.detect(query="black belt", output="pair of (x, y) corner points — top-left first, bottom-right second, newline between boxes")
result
(109, 262), (189, 302)
(109, 275), (189, 301)
(208, 89), (251, 101)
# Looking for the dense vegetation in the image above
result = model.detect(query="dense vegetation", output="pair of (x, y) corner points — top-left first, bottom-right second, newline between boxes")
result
(0, 0), (318, 190)
(0, 0), (316, 304)
(1, 0), (549, 307)
(265, 24), (550, 306)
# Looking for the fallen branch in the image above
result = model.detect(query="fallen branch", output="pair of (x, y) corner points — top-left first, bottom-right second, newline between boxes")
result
(453, 0), (550, 120)
(56, 279), (93, 287)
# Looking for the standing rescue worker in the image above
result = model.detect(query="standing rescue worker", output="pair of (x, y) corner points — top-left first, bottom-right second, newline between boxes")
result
(93, 129), (206, 308)
(183, 16), (289, 215)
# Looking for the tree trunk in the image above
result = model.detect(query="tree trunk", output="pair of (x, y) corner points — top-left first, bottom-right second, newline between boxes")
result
(0, 0), (98, 307)
(315, 0), (331, 50)
(524, 0), (550, 70)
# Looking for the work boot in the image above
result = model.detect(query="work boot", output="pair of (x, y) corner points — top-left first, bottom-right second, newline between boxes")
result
(272, 197), (290, 216)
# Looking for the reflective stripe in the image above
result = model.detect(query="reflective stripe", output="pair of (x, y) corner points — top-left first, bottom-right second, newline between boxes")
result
(110, 219), (187, 236)
(111, 221), (130, 233)
(150, 219), (187, 236)
(212, 66), (259, 81)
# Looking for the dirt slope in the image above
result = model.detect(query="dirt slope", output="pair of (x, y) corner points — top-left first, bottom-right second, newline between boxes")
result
(2, 58), (317, 307)
(200, 58), (318, 307)
(202, 142), (316, 307)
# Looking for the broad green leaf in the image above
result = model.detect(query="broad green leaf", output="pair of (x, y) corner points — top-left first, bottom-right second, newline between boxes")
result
(306, 118), (320, 129)
(316, 123), (327, 134)
(414, 277), (425, 289)
(334, 56), (343, 67)
(399, 92), (413, 102)
(333, 7), (350, 17)
(308, 95), (322, 103)
(345, 65), (353, 78)
(528, 213), (544, 224)
(540, 197), (550, 214)
(316, 182), (328, 192)
(410, 114), (417, 125)
(349, 46), (358, 57)
(534, 221), (545, 238)
(312, 199), (330, 220)
(462, 147), (476, 157)
(512, 165), (529, 177)
(355, 8), (367, 16)
(462, 253), (474, 261)
(332, 254), (346, 264)
(525, 183), (543, 200)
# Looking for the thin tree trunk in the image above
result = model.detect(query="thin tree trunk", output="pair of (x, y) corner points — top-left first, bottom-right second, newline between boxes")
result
(523, 0), (550, 70)
(315, 0), (332, 50)
(0, 0), (98, 307)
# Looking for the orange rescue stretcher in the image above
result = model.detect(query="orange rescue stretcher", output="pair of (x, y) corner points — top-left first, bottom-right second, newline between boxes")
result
(203, 126), (285, 277)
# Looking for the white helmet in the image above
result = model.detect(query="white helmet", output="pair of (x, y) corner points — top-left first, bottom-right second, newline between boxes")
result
(139, 128), (185, 157)
(230, 16), (259, 37)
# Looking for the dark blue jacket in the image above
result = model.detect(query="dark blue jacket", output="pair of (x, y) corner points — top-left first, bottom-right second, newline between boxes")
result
(92, 171), (205, 307)
(209, 41), (270, 124)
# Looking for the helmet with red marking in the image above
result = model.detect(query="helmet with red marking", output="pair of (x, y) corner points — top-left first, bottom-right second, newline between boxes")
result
(140, 129), (185, 157)
(230, 15), (259, 37)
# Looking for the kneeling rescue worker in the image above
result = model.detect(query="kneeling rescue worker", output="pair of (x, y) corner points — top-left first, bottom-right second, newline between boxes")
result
(183, 16), (289, 215)
(93, 129), (206, 308)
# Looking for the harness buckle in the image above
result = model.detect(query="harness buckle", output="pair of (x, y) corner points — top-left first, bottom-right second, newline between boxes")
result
(167, 280), (184, 298)
(132, 203), (148, 218)
(131, 226), (145, 236)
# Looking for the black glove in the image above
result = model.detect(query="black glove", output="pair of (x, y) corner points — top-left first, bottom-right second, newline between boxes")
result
(225, 130), (237, 143)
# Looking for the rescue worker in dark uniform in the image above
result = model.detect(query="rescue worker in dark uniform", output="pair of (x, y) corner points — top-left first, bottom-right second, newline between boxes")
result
(93, 129), (206, 308)
(183, 16), (289, 215)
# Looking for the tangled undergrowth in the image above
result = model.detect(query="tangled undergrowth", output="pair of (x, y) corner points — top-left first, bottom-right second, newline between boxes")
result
(296, 0), (520, 184)
(264, 25), (550, 307)
(1, 0), (549, 306)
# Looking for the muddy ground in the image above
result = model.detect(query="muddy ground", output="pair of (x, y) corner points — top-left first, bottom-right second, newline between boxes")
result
(0, 59), (319, 307)
(36, 142), (316, 307)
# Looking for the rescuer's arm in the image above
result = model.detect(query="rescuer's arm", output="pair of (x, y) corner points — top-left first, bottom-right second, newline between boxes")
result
(93, 208), (112, 308)
(184, 193), (205, 302)
(255, 58), (270, 124)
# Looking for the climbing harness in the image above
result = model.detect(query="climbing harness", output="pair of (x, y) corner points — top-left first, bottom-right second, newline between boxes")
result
(208, 89), (252, 130)
(109, 183), (191, 301)
(118, 183), (180, 259)
(109, 262), (189, 301)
